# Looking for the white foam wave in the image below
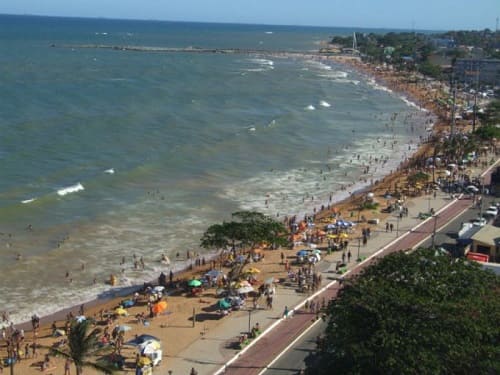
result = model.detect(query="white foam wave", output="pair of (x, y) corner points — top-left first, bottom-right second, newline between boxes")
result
(319, 100), (331, 108)
(265, 31), (273, 34)
(367, 79), (393, 93)
(305, 60), (334, 71)
(400, 96), (427, 112)
(249, 58), (274, 66)
(306, 105), (316, 110)
(57, 182), (84, 196)
(244, 68), (273, 72)
(104, 168), (115, 174)
(243, 58), (275, 73)
(21, 198), (36, 204)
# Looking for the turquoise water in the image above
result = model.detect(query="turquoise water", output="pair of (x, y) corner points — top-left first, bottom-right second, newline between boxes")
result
(0, 15), (429, 323)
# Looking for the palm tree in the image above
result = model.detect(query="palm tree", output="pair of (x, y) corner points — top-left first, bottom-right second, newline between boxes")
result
(51, 320), (115, 375)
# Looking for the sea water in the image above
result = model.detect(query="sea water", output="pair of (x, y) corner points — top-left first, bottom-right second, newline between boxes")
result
(0, 15), (430, 324)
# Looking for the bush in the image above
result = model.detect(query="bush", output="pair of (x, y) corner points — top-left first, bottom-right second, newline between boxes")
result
(361, 202), (379, 210)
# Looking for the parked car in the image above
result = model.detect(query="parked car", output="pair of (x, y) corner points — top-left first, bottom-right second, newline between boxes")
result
(485, 206), (498, 217)
(472, 217), (487, 227)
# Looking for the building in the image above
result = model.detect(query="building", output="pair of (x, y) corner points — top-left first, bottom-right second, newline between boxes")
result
(453, 58), (500, 87)
(469, 224), (500, 262)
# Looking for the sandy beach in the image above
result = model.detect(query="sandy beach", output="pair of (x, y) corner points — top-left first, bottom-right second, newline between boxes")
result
(0, 56), (472, 375)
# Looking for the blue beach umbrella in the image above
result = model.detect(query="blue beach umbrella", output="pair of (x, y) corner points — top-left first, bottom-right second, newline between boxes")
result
(235, 255), (246, 263)
(296, 250), (309, 257)
(205, 269), (223, 278)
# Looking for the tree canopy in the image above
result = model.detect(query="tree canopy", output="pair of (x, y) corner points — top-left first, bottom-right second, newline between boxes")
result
(200, 211), (288, 251)
(479, 99), (500, 127)
(309, 248), (500, 375)
(50, 320), (115, 375)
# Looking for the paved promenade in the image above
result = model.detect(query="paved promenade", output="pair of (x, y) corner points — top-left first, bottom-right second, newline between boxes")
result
(166, 159), (498, 375)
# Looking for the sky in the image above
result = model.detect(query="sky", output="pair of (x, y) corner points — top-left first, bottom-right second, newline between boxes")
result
(1, 0), (498, 31)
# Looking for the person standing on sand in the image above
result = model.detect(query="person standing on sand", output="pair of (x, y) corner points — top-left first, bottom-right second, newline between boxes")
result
(64, 358), (71, 375)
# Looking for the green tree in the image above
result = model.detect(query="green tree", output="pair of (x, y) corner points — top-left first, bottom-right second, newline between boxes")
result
(309, 248), (500, 375)
(407, 171), (430, 185)
(475, 124), (500, 141)
(417, 61), (442, 79)
(51, 320), (115, 375)
(200, 211), (288, 252)
(479, 99), (500, 126)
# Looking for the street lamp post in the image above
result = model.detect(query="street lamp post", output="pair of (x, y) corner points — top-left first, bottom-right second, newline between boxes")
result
(357, 237), (361, 262)
(395, 216), (400, 238)
(247, 308), (253, 334)
(431, 215), (438, 248)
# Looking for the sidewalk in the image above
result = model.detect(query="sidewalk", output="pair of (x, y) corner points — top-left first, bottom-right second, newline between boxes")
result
(165, 157), (498, 375)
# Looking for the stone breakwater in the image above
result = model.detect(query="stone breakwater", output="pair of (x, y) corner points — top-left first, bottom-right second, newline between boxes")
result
(52, 43), (361, 61)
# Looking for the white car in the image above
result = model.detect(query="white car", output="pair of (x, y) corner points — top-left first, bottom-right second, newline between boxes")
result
(485, 206), (498, 217)
(465, 185), (479, 194)
(472, 217), (487, 227)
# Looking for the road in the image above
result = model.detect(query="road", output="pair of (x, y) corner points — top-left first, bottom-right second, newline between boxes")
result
(420, 195), (498, 249)
(261, 320), (327, 375)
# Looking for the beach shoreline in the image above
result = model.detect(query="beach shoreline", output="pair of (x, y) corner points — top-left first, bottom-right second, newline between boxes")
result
(1, 54), (459, 375)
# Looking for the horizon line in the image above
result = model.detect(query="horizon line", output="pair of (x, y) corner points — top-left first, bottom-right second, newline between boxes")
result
(0, 12), (457, 33)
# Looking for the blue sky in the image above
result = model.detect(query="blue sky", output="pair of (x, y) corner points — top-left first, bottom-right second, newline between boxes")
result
(1, 0), (498, 31)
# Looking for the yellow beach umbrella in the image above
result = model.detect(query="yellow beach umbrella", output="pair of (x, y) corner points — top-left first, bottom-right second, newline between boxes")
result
(247, 267), (261, 274)
(138, 356), (152, 367)
(327, 234), (338, 239)
(235, 280), (251, 288)
(339, 233), (349, 239)
(114, 307), (128, 316)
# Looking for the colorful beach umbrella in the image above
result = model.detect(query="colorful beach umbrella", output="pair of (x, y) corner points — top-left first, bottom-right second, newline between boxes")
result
(116, 325), (132, 332)
(187, 279), (202, 287)
(235, 280), (251, 288)
(138, 356), (151, 367)
(152, 300), (168, 314)
(237, 285), (254, 294)
(218, 298), (231, 310)
(205, 269), (223, 278)
(114, 307), (128, 316)
(246, 267), (260, 274)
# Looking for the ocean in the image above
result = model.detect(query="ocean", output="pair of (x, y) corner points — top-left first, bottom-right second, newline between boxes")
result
(0, 15), (430, 324)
